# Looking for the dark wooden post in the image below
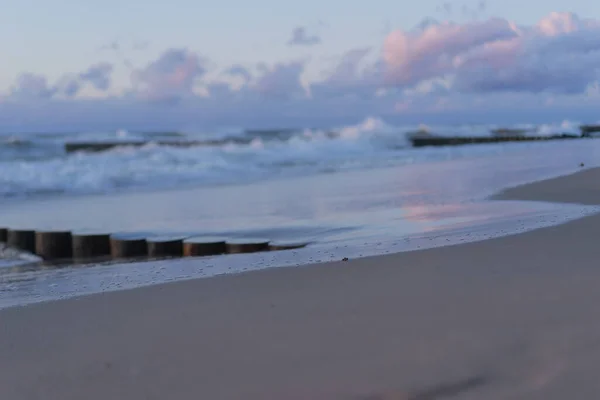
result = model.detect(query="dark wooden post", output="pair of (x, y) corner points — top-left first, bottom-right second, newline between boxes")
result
(110, 234), (148, 258)
(183, 236), (227, 257)
(35, 230), (73, 260)
(268, 241), (309, 251)
(72, 232), (111, 259)
(147, 236), (185, 257)
(7, 229), (36, 253)
(226, 238), (270, 254)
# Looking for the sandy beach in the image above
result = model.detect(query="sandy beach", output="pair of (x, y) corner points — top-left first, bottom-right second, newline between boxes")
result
(3, 168), (600, 399)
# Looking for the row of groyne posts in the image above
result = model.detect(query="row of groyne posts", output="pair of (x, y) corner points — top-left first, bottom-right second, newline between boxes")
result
(0, 227), (307, 263)
(62, 125), (600, 153)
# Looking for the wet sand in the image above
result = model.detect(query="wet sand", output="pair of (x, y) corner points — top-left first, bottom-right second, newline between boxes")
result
(3, 168), (600, 399)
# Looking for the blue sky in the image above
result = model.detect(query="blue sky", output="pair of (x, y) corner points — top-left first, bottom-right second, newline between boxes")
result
(2, 0), (600, 131)
(3, 0), (597, 76)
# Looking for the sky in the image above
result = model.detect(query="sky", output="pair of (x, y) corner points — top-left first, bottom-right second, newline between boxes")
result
(2, 0), (600, 132)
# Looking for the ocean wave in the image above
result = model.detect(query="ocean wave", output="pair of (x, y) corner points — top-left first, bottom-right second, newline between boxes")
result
(0, 118), (588, 198)
(0, 136), (35, 147)
(0, 119), (408, 198)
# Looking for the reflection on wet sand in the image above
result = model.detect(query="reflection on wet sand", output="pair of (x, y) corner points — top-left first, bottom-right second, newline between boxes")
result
(355, 374), (489, 400)
(0, 197), (596, 309)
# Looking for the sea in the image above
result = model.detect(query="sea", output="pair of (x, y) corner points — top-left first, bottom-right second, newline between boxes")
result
(1, 117), (600, 308)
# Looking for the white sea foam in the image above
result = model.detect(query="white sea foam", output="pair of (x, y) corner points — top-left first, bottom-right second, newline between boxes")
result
(537, 120), (582, 136)
(0, 117), (590, 198)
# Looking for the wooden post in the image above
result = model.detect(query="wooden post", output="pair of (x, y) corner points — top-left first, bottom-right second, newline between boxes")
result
(226, 238), (270, 254)
(147, 236), (185, 257)
(0, 227), (7, 242)
(183, 236), (227, 257)
(72, 232), (111, 259)
(268, 241), (309, 251)
(35, 230), (73, 260)
(7, 229), (36, 253)
(110, 234), (148, 258)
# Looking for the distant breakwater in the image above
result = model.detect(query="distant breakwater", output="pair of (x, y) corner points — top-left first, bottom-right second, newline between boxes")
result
(64, 128), (326, 153)
(61, 125), (600, 153)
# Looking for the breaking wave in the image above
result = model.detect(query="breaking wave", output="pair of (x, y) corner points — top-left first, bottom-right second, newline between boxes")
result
(0, 117), (587, 198)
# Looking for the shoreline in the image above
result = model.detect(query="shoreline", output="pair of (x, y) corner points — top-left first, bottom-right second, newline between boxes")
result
(492, 166), (600, 205)
(2, 168), (600, 398)
(0, 198), (595, 310)
(0, 167), (599, 310)
(1, 139), (595, 237)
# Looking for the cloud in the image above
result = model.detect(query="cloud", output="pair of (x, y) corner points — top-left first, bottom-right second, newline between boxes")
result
(100, 39), (149, 52)
(55, 76), (82, 97)
(436, 3), (453, 15)
(383, 17), (519, 87)
(79, 63), (113, 91)
(310, 48), (382, 99)
(382, 12), (600, 95)
(8, 63), (114, 100)
(287, 26), (321, 46)
(225, 64), (252, 81)
(461, 1), (487, 18)
(99, 40), (120, 52)
(452, 13), (600, 94)
(9, 73), (58, 100)
(435, 1), (486, 18)
(208, 62), (307, 101)
(254, 61), (306, 98)
(3, 12), (600, 132)
(130, 48), (207, 102)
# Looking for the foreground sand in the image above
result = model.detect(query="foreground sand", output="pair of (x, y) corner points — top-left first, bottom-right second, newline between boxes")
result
(3, 169), (600, 399)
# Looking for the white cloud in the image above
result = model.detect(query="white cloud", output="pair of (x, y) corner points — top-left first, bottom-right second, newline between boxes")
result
(9, 73), (57, 100)
(253, 61), (306, 98)
(79, 63), (113, 91)
(3, 13), (600, 131)
(7, 63), (114, 100)
(383, 12), (600, 94)
(382, 17), (519, 87)
(130, 48), (207, 102)
(287, 26), (321, 46)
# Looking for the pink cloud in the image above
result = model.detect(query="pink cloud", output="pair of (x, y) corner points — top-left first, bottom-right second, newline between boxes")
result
(454, 15), (600, 94)
(535, 11), (598, 36)
(130, 48), (206, 102)
(382, 17), (518, 86)
(379, 12), (600, 95)
(3, 12), (600, 132)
